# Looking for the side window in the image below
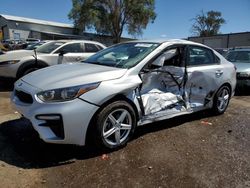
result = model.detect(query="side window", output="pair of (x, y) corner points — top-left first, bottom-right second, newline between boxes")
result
(150, 47), (183, 69)
(85, 43), (100, 52)
(96, 45), (104, 50)
(187, 46), (215, 66)
(54, 43), (83, 53)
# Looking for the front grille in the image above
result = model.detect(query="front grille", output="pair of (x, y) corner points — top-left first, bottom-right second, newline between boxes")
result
(15, 90), (33, 104)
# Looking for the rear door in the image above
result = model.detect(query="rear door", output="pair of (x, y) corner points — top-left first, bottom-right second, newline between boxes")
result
(185, 45), (224, 109)
(55, 42), (85, 63)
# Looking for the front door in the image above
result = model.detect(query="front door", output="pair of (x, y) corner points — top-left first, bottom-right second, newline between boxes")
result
(139, 45), (187, 120)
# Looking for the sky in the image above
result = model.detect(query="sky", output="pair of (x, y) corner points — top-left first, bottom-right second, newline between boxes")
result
(0, 0), (249, 39)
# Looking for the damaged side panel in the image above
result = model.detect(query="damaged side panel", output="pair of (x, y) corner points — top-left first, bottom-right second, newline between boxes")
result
(137, 66), (189, 124)
(135, 65), (220, 125)
(185, 65), (223, 109)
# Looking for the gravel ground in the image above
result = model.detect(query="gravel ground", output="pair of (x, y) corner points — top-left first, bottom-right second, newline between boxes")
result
(0, 80), (249, 188)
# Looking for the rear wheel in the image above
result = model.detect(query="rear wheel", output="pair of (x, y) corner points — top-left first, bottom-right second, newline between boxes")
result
(92, 101), (136, 150)
(212, 85), (231, 115)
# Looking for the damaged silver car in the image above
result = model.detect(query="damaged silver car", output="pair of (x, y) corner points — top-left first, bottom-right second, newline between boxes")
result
(11, 39), (236, 150)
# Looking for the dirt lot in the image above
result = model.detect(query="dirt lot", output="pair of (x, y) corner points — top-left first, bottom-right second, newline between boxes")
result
(0, 80), (250, 188)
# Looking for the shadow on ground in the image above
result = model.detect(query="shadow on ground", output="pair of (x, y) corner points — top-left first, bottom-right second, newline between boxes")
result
(0, 77), (15, 92)
(234, 85), (250, 96)
(0, 110), (214, 169)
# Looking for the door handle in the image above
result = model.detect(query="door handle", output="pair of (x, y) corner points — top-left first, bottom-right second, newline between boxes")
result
(215, 70), (223, 77)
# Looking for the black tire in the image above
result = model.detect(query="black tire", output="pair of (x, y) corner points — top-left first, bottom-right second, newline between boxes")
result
(22, 67), (40, 77)
(91, 100), (137, 150)
(212, 85), (231, 115)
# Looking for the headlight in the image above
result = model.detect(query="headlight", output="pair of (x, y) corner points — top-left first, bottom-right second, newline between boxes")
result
(0, 60), (20, 65)
(37, 82), (100, 102)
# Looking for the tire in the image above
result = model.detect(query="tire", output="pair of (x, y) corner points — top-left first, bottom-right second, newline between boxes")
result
(91, 101), (137, 150)
(22, 67), (40, 77)
(212, 85), (231, 115)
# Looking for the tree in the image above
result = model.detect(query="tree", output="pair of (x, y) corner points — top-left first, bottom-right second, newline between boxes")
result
(68, 0), (156, 43)
(191, 10), (226, 37)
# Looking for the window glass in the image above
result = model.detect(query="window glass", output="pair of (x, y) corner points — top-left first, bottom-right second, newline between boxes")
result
(36, 41), (65, 54)
(54, 43), (83, 53)
(187, 46), (215, 66)
(96, 45), (104, 50)
(225, 51), (250, 63)
(85, 43), (100, 52)
(84, 42), (160, 68)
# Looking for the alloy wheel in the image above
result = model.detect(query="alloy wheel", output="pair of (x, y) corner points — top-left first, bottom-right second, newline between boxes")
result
(102, 109), (132, 146)
(217, 87), (230, 112)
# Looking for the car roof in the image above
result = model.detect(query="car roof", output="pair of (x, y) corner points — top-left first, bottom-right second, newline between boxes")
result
(48, 40), (106, 47)
(122, 39), (211, 48)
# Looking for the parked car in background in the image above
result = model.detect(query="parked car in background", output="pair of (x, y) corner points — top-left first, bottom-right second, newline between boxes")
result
(23, 40), (49, 50)
(26, 38), (40, 43)
(11, 39), (236, 150)
(214, 48), (228, 57)
(0, 41), (49, 76)
(225, 47), (250, 87)
(0, 40), (106, 79)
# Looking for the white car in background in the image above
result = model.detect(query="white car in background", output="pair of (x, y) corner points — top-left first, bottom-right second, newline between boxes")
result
(225, 47), (250, 87)
(0, 40), (106, 79)
(12, 39), (236, 150)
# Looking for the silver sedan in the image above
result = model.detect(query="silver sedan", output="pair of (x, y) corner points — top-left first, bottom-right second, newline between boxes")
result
(11, 39), (236, 150)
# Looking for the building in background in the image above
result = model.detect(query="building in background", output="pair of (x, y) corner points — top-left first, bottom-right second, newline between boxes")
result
(0, 14), (76, 40)
(188, 32), (250, 49)
(0, 14), (132, 46)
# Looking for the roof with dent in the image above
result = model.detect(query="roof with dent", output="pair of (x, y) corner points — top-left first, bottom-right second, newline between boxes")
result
(0, 14), (74, 28)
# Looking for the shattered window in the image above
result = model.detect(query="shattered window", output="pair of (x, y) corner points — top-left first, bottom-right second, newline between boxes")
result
(187, 46), (214, 66)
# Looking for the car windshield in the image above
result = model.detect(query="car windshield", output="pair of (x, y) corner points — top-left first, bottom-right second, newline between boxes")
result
(225, 50), (250, 63)
(83, 42), (160, 68)
(36, 41), (65, 54)
(25, 42), (45, 50)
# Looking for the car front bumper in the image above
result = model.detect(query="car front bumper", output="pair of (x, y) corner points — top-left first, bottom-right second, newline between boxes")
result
(236, 72), (250, 87)
(11, 80), (99, 146)
(0, 63), (19, 78)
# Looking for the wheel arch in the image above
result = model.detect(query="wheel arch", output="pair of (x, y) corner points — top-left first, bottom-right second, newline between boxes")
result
(16, 60), (49, 78)
(216, 82), (232, 97)
(85, 94), (139, 145)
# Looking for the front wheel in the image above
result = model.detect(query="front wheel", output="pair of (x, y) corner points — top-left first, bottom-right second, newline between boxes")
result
(22, 67), (40, 76)
(212, 85), (231, 115)
(92, 101), (136, 150)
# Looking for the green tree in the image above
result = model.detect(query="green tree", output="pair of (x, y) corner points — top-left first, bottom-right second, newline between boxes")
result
(68, 0), (156, 43)
(191, 10), (226, 37)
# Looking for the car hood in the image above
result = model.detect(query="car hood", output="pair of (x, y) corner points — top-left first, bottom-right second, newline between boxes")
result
(0, 50), (34, 62)
(233, 62), (250, 73)
(21, 63), (128, 90)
